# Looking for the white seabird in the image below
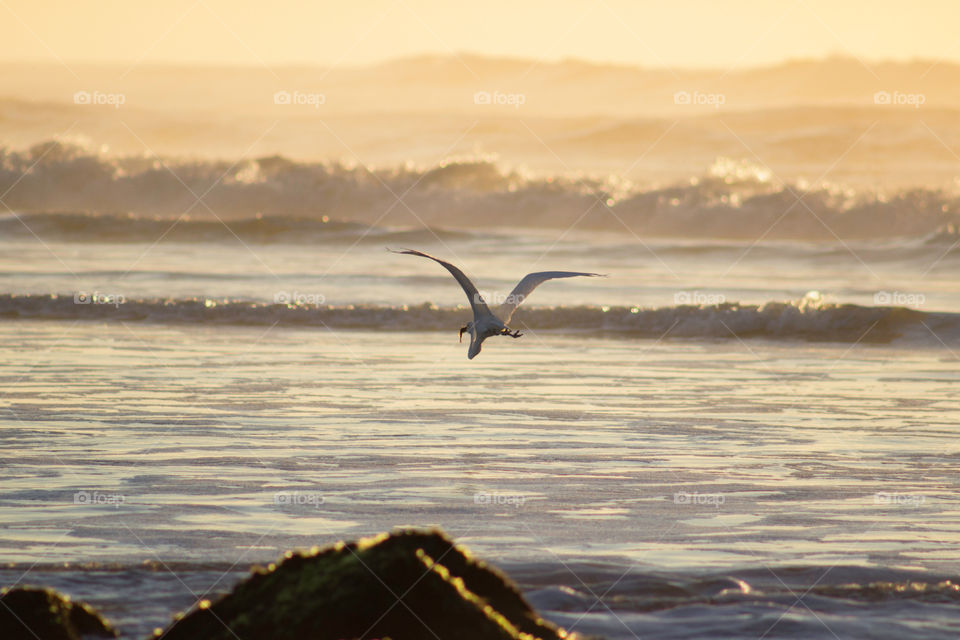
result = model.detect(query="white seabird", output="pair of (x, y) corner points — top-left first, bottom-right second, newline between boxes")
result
(391, 248), (603, 359)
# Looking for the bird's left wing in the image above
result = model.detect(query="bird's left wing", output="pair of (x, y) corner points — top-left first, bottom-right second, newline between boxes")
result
(389, 248), (494, 319)
(498, 271), (604, 324)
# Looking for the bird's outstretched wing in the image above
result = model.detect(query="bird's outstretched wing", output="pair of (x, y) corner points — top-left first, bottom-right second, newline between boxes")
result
(389, 248), (494, 319)
(498, 271), (604, 324)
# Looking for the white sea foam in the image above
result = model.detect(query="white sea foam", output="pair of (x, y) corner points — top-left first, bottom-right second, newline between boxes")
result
(2, 142), (958, 239)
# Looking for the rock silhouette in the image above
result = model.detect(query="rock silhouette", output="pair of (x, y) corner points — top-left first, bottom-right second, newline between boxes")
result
(0, 586), (117, 640)
(160, 528), (571, 640)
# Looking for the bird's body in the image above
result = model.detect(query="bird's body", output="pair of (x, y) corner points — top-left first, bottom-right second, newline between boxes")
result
(390, 248), (603, 359)
(463, 314), (509, 359)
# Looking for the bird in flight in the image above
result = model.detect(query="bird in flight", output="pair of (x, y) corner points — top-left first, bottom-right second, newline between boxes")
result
(390, 248), (603, 359)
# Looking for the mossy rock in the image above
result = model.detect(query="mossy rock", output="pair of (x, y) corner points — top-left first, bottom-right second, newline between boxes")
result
(160, 528), (572, 640)
(0, 586), (117, 640)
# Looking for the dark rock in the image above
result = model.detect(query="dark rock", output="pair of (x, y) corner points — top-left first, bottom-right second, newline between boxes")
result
(160, 528), (573, 640)
(0, 586), (117, 640)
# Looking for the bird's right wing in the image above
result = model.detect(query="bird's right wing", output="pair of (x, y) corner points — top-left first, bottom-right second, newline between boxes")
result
(497, 270), (604, 323)
(389, 248), (494, 319)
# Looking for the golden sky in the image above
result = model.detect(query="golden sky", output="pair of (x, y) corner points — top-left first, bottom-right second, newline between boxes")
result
(5, 0), (960, 68)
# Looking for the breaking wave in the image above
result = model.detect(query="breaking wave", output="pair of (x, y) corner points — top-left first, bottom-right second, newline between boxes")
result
(2, 141), (959, 240)
(2, 294), (957, 346)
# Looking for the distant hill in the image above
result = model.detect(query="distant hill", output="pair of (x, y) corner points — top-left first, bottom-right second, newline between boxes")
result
(3, 54), (960, 117)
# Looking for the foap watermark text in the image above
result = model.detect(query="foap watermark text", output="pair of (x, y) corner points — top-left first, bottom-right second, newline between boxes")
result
(73, 90), (125, 109)
(674, 491), (725, 507)
(674, 90), (725, 109)
(874, 90), (925, 108)
(274, 90), (325, 108)
(274, 491), (325, 509)
(474, 90), (525, 109)
(874, 291), (925, 307)
(75, 291), (126, 307)
(274, 291), (325, 306)
(874, 492), (925, 507)
(674, 291), (726, 305)
(74, 491), (125, 508)
(474, 492), (527, 508)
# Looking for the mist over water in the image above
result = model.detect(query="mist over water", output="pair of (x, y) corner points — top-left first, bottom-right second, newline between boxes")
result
(5, 55), (960, 185)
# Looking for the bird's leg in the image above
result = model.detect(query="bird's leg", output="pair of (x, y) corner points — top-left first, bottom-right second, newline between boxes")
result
(501, 328), (523, 338)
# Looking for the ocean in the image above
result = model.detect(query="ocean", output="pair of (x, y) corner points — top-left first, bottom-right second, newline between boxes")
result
(2, 56), (960, 638)
(2, 173), (959, 637)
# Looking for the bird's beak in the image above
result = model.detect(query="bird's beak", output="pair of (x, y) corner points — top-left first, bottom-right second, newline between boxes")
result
(459, 326), (467, 343)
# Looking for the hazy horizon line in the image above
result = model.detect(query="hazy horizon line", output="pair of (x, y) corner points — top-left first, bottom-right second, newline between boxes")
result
(8, 50), (960, 74)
